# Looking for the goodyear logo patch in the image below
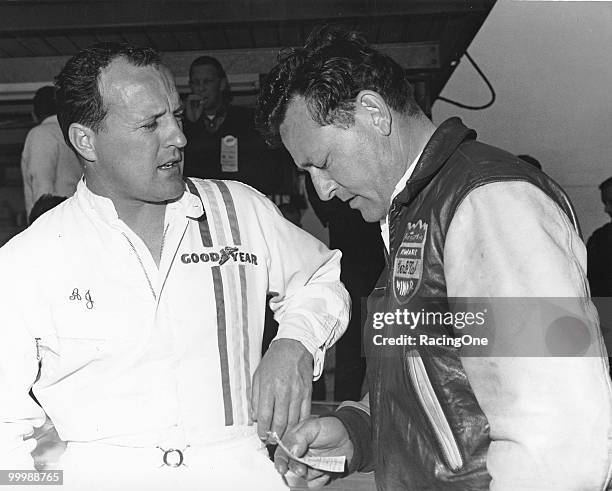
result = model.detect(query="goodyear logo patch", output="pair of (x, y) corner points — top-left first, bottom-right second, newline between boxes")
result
(181, 246), (258, 266)
(393, 220), (428, 304)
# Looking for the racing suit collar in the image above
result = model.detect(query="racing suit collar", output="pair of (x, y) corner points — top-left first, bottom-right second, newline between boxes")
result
(75, 178), (204, 224)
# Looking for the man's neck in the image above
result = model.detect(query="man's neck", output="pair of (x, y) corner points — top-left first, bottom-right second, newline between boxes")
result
(117, 199), (167, 267)
(387, 113), (437, 199)
(379, 114), (437, 252)
(86, 177), (167, 265)
(114, 198), (165, 227)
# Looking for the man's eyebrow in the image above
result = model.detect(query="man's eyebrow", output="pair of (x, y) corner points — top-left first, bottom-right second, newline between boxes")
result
(142, 109), (166, 121)
(300, 153), (328, 169)
(141, 105), (184, 121)
(299, 156), (327, 169)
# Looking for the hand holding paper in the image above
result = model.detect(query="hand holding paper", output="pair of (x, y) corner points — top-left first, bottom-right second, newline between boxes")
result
(273, 417), (354, 489)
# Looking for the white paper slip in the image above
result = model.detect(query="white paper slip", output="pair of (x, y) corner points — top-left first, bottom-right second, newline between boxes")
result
(269, 432), (346, 473)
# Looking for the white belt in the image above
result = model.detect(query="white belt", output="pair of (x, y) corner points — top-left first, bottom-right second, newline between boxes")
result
(58, 435), (288, 491)
(62, 432), (266, 469)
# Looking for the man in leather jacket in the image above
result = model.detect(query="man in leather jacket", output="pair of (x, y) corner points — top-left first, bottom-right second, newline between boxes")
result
(256, 25), (612, 490)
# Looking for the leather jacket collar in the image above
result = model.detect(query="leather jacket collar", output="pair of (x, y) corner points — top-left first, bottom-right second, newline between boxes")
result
(395, 117), (476, 208)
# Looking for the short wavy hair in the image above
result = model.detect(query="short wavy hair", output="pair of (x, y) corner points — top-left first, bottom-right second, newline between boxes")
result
(55, 42), (161, 150)
(256, 25), (419, 148)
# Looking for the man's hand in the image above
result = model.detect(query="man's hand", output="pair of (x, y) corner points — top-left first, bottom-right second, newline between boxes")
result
(275, 416), (354, 489)
(184, 94), (203, 122)
(252, 339), (313, 441)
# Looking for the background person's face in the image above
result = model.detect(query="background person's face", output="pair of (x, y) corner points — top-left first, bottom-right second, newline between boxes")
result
(89, 59), (186, 204)
(280, 96), (393, 222)
(189, 64), (225, 112)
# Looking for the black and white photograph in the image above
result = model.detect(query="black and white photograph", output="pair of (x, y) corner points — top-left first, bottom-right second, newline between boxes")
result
(0, 1), (611, 490)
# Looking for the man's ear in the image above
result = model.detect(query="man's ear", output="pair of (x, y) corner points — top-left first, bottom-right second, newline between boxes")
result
(356, 90), (392, 136)
(68, 123), (97, 162)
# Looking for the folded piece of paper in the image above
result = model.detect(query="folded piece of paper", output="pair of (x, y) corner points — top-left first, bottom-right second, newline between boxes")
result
(269, 432), (346, 473)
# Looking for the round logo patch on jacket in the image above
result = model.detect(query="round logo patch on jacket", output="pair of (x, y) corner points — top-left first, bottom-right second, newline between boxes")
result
(393, 220), (428, 304)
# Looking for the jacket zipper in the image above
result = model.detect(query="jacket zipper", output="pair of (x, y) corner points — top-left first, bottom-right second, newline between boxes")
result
(406, 349), (464, 472)
(159, 223), (170, 258)
(120, 224), (170, 302)
(122, 232), (157, 301)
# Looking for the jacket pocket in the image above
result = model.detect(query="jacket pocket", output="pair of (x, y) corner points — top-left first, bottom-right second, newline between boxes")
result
(45, 307), (140, 368)
(406, 349), (464, 472)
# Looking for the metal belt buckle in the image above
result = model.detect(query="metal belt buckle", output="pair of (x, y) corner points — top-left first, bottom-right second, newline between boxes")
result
(157, 446), (188, 467)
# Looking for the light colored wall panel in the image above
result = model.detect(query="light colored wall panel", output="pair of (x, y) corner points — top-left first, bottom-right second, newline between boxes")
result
(432, 0), (612, 239)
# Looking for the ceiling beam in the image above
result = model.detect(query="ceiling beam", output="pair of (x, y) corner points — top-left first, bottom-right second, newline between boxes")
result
(0, 1), (495, 34)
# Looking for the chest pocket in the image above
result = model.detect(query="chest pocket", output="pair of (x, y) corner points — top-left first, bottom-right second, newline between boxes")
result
(41, 306), (143, 374)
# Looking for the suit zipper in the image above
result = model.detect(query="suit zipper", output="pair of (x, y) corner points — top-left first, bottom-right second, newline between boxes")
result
(159, 223), (170, 258)
(120, 224), (170, 302)
(122, 232), (157, 301)
(406, 349), (464, 472)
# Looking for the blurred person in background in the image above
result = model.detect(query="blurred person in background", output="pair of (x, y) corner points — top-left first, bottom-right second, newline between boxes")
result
(28, 194), (67, 224)
(587, 176), (612, 378)
(20, 85), (82, 221)
(182, 55), (282, 196)
(587, 176), (612, 298)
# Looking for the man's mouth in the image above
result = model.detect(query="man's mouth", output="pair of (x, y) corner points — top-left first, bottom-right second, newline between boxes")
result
(158, 159), (181, 170)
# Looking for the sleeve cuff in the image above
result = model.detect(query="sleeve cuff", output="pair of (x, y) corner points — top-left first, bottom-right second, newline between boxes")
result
(326, 405), (374, 474)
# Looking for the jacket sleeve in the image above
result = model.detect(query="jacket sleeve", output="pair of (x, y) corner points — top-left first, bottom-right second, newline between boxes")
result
(0, 246), (47, 468)
(444, 181), (612, 490)
(257, 193), (350, 379)
(331, 394), (374, 473)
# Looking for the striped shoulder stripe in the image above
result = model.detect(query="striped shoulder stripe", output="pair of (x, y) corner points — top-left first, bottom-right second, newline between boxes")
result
(199, 180), (228, 245)
(211, 180), (242, 246)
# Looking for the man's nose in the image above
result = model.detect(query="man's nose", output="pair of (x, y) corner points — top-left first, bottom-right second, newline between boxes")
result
(311, 171), (336, 201)
(169, 120), (187, 148)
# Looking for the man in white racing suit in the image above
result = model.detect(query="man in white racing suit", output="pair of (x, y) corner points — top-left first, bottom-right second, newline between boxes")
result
(0, 42), (349, 490)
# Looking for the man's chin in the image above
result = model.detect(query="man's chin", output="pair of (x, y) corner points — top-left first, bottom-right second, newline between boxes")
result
(169, 184), (186, 202)
(166, 189), (184, 204)
(359, 208), (385, 223)
(149, 182), (185, 204)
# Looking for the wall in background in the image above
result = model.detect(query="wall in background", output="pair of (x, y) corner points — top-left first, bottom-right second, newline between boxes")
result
(432, 0), (612, 240)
